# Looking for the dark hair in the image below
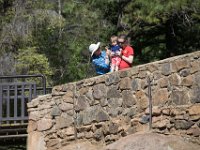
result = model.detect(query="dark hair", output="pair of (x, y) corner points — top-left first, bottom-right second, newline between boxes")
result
(118, 34), (127, 40)
(110, 35), (118, 43)
(118, 34), (129, 45)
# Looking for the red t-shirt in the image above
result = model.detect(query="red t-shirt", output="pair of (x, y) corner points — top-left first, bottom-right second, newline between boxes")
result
(119, 45), (134, 70)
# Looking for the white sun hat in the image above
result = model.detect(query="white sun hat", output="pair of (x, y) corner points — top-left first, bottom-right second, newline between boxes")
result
(89, 42), (101, 56)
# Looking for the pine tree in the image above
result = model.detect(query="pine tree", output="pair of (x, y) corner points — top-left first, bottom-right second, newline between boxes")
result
(1, 0), (200, 85)
(117, 0), (200, 63)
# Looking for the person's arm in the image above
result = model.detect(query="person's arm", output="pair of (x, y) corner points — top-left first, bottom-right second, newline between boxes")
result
(105, 48), (111, 65)
(92, 59), (110, 70)
(116, 46), (134, 64)
(105, 55), (110, 65)
(121, 55), (134, 64)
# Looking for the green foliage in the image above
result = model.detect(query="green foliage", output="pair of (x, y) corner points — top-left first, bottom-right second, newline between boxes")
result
(16, 47), (53, 86)
(0, 0), (200, 86)
(120, 0), (200, 63)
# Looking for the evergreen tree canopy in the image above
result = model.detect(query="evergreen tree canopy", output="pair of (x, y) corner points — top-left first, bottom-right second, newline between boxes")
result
(0, 0), (199, 85)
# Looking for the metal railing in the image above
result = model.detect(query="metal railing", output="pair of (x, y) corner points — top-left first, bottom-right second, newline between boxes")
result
(147, 76), (152, 130)
(0, 74), (46, 95)
(0, 74), (48, 130)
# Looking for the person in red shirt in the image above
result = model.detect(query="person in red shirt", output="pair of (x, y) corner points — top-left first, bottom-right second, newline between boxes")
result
(117, 34), (134, 70)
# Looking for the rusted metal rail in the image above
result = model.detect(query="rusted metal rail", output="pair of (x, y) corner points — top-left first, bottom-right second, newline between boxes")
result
(148, 76), (152, 130)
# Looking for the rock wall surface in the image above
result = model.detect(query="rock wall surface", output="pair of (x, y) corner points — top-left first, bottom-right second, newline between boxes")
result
(27, 51), (200, 150)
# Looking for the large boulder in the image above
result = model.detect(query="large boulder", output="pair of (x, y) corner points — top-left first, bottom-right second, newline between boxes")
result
(59, 132), (200, 150)
(60, 140), (105, 150)
(106, 132), (200, 150)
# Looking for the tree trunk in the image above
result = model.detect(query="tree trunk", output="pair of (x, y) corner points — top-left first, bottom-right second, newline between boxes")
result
(165, 19), (177, 57)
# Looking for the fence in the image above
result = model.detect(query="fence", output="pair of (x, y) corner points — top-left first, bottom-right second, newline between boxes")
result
(0, 74), (50, 139)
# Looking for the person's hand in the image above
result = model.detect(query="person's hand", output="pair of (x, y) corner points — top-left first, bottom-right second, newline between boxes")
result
(106, 49), (111, 56)
(115, 51), (122, 57)
(105, 46), (110, 55)
(110, 51), (115, 57)
(105, 46), (110, 51)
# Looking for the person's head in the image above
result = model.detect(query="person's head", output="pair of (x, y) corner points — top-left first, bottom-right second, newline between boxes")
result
(118, 34), (129, 49)
(89, 42), (101, 57)
(110, 35), (118, 46)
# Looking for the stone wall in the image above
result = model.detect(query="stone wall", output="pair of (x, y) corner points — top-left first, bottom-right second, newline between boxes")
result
(27, 51), (200, 150)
